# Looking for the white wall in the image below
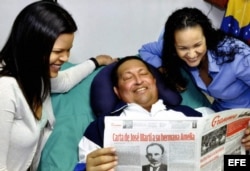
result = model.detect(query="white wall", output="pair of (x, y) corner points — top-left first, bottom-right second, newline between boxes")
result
(0, 0), (225, 63)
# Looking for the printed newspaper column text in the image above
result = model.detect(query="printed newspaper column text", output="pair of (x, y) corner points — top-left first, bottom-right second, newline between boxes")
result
(224, 155), (250, 171)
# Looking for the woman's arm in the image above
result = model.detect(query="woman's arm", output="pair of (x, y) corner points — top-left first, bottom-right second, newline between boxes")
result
(138, 40), (163, 68)
(51, 55), (115, 93)
(0, 79), (16, 171)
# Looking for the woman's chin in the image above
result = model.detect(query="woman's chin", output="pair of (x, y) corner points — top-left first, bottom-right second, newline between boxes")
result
(50, 72), (58, 78)
(186, 61), (200, 68)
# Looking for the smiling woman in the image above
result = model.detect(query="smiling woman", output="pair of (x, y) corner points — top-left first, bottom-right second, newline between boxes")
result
(0, 1), (115, 171)
(161, 7), (250, 112)
(174, 26), (207, 68)
(160, 7), (250, 152)
(50, 33), (74, 78)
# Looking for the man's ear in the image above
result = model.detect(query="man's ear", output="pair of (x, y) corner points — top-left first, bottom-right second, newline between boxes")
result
(113, 86), (120, 99)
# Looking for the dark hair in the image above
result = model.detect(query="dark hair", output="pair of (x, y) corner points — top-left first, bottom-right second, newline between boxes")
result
(161, 7), (243, 91)
(146, 143), (165, 155)
(0, 0), (77, 119)
(111, 56), (153, 87)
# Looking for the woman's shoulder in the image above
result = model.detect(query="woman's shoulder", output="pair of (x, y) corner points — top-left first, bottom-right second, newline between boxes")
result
(0, 77), (23, 105)
(0, 76), (18, 84)
(0, 76), (19, 91)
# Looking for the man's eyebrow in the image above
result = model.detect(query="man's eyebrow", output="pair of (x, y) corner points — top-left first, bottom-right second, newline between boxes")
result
(120, 71), (132, 76)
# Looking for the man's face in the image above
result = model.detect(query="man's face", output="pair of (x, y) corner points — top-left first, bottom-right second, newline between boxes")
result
(113, 59), (158, 111)
(146, 145), (163, 165)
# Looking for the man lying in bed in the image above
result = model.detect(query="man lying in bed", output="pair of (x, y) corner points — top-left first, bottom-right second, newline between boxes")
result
(74, 56), (203, 171)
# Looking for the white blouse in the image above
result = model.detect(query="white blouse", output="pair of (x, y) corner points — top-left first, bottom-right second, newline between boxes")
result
(0, 60), (95, 171)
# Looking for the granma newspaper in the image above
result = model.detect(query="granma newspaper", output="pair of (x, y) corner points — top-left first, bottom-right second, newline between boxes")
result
(104, 108), (250, 171)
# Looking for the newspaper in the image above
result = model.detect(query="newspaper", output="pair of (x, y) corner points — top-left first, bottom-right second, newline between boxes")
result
(104, 108), (250, 171)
